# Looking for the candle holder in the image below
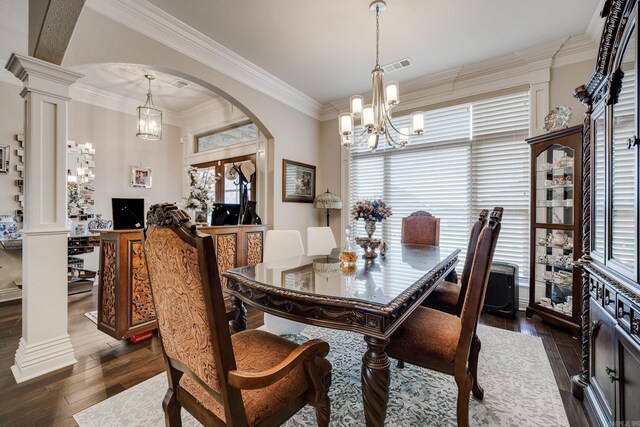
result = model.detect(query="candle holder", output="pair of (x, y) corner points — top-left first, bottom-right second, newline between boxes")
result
(355, 236), (382, 258)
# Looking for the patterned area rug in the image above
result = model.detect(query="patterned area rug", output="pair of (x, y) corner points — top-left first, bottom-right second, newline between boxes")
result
(74, 325), (569, 426)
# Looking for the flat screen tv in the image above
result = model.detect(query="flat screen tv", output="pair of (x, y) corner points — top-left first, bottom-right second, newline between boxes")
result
(112, 198), (145, 230)
(210, 203), (240, 226)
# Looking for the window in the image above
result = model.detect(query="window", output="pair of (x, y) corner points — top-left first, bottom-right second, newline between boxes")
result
(349, 92), (530, 284)
(194, 121), (257, 153)
(194, 154), (256, 204)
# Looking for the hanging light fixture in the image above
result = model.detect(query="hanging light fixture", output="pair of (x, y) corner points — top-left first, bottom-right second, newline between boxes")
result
(136, 74), (162, 141)
(338, 1), (424, 151)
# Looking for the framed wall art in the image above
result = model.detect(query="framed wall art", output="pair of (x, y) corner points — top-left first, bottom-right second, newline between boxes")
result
(0, 145), (9, 173)
(282, 159), (316, 203)
(131, 166), (152, 188)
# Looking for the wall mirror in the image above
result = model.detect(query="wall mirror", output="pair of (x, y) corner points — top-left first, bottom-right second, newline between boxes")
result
(67, 141), (95, 217)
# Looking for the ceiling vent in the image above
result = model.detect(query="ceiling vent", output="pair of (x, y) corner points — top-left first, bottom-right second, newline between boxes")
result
(170, 79), (189, 89)
(382, 58), (412, 73)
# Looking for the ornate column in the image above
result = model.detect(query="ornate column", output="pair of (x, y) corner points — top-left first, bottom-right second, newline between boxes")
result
(5, 53), (83, 383)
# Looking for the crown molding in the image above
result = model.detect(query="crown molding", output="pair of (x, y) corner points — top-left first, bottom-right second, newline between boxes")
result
(84, 0), (323, 119)
(70, 83), (183, 126)
(320, 34), (598, 121)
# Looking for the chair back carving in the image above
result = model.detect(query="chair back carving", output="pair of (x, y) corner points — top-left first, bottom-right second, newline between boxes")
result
(401, 210), (440, 246)
(455, 209), (490, 311)
(144, 203), (247, 425)
(457, 208), (503, 366)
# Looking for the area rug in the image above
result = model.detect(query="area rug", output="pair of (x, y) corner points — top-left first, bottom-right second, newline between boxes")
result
(74, 324), (569, 426)
(84, 310), (98, 324)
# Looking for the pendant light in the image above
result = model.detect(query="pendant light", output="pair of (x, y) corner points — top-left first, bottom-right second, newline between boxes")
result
(136, 74), (162, 141)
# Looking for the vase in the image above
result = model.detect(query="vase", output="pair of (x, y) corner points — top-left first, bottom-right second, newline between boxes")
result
(364, 220), (377, 238)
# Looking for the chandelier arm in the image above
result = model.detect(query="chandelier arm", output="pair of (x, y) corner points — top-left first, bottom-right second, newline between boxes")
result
(384, 114), (411, 137)
(384, 127), (400, 147)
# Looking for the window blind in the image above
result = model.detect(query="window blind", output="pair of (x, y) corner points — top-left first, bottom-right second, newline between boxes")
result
(349, 92), (530, 284)
(611, 68), (636, 268)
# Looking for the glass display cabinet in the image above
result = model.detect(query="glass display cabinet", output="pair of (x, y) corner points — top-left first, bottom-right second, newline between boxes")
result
(526, 125), (582, 336)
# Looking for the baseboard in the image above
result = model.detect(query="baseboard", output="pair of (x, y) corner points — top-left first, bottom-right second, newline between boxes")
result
(11, 335), (76, 383)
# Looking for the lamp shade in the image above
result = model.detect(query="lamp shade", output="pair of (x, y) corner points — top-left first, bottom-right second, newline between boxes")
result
(313, 189), (343, 210)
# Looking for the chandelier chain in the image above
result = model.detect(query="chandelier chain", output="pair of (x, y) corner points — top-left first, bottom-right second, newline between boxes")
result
(375, 6), (380, 66)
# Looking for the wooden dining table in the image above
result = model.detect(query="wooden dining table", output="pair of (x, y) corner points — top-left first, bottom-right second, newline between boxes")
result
(223, 244), (459, 427)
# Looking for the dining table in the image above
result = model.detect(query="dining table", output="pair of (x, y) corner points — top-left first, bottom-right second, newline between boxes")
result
(222, 244), (460, 427)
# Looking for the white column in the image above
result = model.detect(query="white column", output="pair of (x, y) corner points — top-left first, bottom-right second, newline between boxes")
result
(5, 53), (83, 383)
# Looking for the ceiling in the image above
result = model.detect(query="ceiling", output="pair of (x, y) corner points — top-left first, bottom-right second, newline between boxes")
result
(71, 63), (219, 112)
(146, 0), (602, 104)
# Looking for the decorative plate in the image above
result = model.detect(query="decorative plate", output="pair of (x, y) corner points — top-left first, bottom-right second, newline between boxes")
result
(544, 106), (572, 133)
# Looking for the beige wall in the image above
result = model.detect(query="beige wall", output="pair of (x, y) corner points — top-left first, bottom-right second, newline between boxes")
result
(64, 8), (323, 242)
(550, 59), (594, 128)
(0, 81), (23, 217)
(68, 101), (183, 222)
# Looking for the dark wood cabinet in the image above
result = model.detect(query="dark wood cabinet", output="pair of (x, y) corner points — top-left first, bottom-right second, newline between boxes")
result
(571, 2), (640, 426)
(526, 126), (583, 336)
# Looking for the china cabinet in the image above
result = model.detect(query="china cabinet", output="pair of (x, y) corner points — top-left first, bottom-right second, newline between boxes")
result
(526, 125), (583, 336)
(570, 1), (640, 426)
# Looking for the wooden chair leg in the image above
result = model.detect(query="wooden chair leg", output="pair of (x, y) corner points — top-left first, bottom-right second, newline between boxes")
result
(162, 388), (182, 427)
(470, 333), (484, 400)
(454, 371), (472, 427)
(315, 393), (331, 427)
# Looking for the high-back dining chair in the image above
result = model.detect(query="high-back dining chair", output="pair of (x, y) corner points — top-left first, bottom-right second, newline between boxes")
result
(387, 208), (503, 427)
(423, 209), (490, 315)
(306, 227), (337, 256)
(144, 204), (332, 427)
(263, 230), (308, 336)
(401, 210), (440, 246)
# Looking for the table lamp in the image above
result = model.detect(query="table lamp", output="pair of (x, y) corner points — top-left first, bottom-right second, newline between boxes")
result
(313, 189), (343, 227)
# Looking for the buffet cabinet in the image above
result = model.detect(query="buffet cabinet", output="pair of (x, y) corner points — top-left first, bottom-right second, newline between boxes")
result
(526, 126), (583, 336)
(96, 225), (267, 340)
(571, 1), (640, 426)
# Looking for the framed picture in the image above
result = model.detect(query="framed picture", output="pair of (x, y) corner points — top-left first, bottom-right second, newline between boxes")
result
(131, 166), (152, 188)
(281, 264), (315, 293)
(0, 145), (9, 173)
(282, 159), (316, 203)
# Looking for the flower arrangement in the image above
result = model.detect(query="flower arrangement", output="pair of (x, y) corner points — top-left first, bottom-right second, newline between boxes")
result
(352, 199), (392, 222)
(184, 166), (216, 214)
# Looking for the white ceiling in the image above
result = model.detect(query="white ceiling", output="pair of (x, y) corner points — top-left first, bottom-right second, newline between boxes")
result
(71, 63), (219, 112)
(146, 0), (602, 104)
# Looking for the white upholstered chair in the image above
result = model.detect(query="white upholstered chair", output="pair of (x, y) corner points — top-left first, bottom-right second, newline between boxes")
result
(306, 227), (337, 256)
(262, 230), (307, 337)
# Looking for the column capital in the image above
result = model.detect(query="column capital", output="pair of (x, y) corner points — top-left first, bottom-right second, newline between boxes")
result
(5, 53), (83, 98)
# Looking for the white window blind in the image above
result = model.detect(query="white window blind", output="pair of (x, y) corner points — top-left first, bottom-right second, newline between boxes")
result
(471, 93), (530, 282)
(593, 114), (606, 256)
(611, 67), (636, 268)
(349, 92), (530, 284)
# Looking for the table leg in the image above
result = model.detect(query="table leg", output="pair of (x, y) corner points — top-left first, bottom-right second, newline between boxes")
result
(362, 335), (390, 427)
(229, 296), (247, 333)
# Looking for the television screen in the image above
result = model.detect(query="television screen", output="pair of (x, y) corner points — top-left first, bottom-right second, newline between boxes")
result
(112, 198), (145, 230)
(210, 203), (240, 226)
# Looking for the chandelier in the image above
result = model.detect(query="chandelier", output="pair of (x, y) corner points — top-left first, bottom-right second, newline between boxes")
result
(136, 74), (162, 141)
(338, 1), (424, 151)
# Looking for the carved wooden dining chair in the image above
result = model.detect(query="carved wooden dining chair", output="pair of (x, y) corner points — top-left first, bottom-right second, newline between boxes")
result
(422, 209), (490, 315)
(401, 210), (440, 246)
(387, 208), (502, 427)
(143, 204), (332, 427)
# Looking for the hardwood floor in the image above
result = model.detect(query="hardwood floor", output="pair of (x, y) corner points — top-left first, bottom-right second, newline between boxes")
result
(0, 288), (591, 426)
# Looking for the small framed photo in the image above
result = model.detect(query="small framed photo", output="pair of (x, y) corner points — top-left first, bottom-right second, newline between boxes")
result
(131, 166), (152, 188)
(0, 145), (9, 173)
(282, 264), (315, 293)
(282, 159), (316, 203)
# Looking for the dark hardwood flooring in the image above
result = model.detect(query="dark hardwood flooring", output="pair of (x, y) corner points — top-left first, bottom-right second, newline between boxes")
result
(0, 289), (591, 426)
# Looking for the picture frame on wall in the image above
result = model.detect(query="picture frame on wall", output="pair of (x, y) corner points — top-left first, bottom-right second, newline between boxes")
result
(0, 145), (9, 173)
(131, 166), (152, 188)
(282, 159), (316, 203)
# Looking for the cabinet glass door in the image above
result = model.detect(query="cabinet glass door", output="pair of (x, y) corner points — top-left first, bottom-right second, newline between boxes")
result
(610, 22), (637, 274)
(593, 112), (606, 257)
(536, 144), (575, 226)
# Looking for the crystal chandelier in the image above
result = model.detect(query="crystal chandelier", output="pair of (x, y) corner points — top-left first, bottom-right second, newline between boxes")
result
(338, 1), (424, 151)
(136, 74), (162, 141)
